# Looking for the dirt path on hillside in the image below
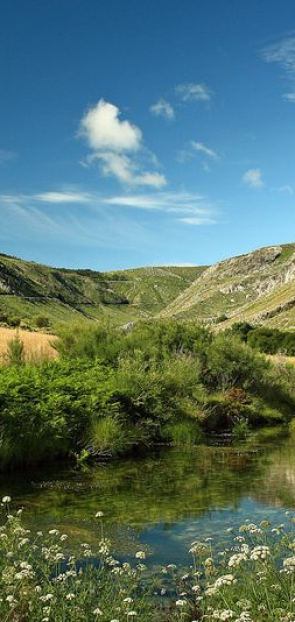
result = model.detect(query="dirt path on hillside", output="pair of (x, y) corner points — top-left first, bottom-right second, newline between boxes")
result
(0, 327), (58, 364)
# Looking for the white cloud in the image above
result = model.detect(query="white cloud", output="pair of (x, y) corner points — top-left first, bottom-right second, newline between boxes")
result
(79, 99), (142, 152)
(135, 172), (167, 188)
(261, 36), (295, 102)
(176, 83), (211, 102)
(242, 168), (264, 188)
(89, 152), (167, 188)
(79, 99), (167, 187)
(150, 98), (175, 120)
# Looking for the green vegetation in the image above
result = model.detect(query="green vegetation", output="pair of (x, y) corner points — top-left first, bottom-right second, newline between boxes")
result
(231, 322), (295, 355)
(3, 498), (295, 621)
(0, 319), (294, 471)
(5, 333), (24, 366)
(0, 252), (205, 329)
(2, 242), (295, 331)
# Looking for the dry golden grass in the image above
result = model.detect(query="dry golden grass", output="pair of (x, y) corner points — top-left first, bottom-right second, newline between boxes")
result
(0, 327), (58, 364)
(266, 353), (295, 366)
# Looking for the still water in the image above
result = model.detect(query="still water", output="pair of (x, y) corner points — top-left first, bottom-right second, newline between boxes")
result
(1, 428), (295, 566)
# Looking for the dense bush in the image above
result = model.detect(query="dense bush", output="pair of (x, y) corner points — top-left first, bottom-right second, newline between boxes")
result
(231, 322), (295, 355)
(0, 319), (295, 470)
(0, 360), (118, 469)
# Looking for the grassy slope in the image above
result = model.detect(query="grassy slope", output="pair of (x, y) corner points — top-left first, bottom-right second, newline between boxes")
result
(0, 253), (206, 328)
(2, 242), (295, 331)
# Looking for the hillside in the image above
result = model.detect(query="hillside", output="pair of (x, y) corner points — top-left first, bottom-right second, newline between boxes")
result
(0, 253), (205, 329)
(2, 243), (295, 332)
(161, 243), (295, 330)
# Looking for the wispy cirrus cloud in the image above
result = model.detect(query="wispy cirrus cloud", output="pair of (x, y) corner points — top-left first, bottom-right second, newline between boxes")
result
(150, 98), (175, 120)
(78, 99), (167, 188)
(35, 191), (93, 204)
(261, 35), (295, 102)
(178, 216), (216, 225)
(176, 83), (212, 103)
(0, 191), (152, 249)
(178, 140), (219, 166)
(276, 184), (294, 195)
(242, 168), (264, 188)
(104, 190), (217, 224)
(0, 188), (217, 230)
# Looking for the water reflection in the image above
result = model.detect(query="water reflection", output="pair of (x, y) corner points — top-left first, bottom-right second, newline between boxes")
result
(1, 429), (295, 564)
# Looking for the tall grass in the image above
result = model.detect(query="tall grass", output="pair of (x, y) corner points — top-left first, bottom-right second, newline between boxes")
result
(86, 416), (133, 458)
(5, 333), (24, 366)
(162, 420), (203, 446)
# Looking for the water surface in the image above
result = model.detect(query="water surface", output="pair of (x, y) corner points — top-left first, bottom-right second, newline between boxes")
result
(1, 429), (295, 566)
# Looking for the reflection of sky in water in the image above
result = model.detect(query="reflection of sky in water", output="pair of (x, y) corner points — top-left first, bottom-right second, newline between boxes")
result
(1, 434), (295, 566)
(138, 498), (294, 565)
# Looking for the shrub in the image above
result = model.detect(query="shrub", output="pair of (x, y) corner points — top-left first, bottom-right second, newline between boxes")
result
(5, 333), (24, 366)
(34, 314), (50, 329)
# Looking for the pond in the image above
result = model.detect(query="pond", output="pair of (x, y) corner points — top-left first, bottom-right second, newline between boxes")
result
(1, 428), (295, 567)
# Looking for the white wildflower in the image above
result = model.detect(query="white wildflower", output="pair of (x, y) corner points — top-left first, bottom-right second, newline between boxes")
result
(214, 574), (235, 588)
(135, 551), (146, 559)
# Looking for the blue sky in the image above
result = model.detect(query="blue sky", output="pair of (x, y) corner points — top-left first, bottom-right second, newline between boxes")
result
(1, 0), (295, 270)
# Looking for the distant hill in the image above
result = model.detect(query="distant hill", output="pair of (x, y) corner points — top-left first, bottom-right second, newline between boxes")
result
(1, 243), (295, 331)
(0, 253), (205, 329)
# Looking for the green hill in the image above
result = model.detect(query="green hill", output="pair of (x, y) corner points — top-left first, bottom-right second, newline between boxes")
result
(2, 242), (295, 331)
(0, 253), (205, 329)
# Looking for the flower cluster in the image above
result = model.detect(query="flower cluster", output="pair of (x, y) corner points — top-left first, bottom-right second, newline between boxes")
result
(2, 498), (295, 621)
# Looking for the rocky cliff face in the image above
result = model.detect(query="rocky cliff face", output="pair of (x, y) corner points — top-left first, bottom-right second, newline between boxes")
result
(161, 244), (295, 329)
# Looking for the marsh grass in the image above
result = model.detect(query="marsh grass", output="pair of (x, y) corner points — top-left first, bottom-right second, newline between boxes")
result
(162, 420), (203, 446)
(3, 498), (295, 621)
(86, 416), (133, 458)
